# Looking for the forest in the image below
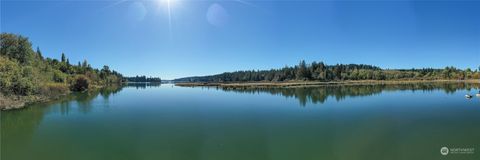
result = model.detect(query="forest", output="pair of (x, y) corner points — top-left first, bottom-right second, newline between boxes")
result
(175, 60), (480, 83)
(125, 76), (162, 83)
(0, 33), (124, 99)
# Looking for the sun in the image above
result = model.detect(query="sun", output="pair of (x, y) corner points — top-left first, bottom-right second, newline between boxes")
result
(158, 0), (176, 10)
(164, 0), (175, 5)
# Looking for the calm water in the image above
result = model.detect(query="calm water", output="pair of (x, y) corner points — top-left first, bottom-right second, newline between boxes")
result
(1, 83), (480, 160)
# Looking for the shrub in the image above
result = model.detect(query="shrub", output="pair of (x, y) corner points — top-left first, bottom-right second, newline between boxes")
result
(13, 77), (35, 95)
(70, 75), (89, 92)
(39, 83), (69, 97)
(0, 57), (38, 95)
(0, 57), (19, 94)
(53, 70), (67, 83)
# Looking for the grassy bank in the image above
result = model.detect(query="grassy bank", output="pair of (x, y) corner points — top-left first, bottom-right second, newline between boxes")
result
(175, 79), (480, 88)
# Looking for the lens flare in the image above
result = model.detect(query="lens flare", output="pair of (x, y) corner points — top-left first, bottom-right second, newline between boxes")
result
(157, 0), (176, 37)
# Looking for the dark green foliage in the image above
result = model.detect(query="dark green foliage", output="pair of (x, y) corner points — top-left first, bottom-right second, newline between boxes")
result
(61, 52), (66, 62)
(0, 33), (124, 96)
(100, 65), (110, 79)
(175, 61), (480, 83)
(36, 47), (43, 59)
(125, 75), (162, 82)
(0, 33), (35, 64)
(70, 76), (89, 91)
(296, 60), (310, 80)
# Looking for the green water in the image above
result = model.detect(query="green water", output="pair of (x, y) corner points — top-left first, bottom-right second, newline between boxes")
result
(1, 83), (479, 160)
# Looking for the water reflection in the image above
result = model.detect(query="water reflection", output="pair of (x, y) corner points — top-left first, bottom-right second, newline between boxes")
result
(2, 82), (479, 160)
(210, 82), (480, 106)
(1, 85), (124, 160)
(2, 85), (124, 127)
(125, 82), (161, 89)
(56, 85), (124, 114)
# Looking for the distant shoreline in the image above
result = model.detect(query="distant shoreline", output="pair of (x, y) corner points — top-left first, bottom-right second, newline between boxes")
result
(175, 79), (480, 88)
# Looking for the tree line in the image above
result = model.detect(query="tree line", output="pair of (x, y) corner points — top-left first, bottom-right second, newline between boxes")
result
(175, 60), (480, 83)
(0, 33), (124, 96)
(125, 75), (161, 83)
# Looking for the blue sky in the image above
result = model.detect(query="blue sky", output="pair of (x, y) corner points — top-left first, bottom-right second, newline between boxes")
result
(1, 0), (479, 79)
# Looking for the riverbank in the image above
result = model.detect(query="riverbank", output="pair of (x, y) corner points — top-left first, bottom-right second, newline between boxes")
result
(0, 89), (72, 110)
(175, 79), (480, 88)
(0, 84), (121, 111)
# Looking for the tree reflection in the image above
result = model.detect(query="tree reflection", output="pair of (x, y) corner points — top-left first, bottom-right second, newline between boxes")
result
(125, 82), (161, 89)
(1, 85), (124, 160)
(215, 82), (480, 106)
(56, 85), (125, 114)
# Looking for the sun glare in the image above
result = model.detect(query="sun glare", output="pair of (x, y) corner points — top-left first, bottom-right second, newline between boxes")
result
(159, 0), (176, 9)
(156, 0), (177, 36)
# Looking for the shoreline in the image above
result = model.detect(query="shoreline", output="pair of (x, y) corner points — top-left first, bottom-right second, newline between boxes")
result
(0, 85), (120, 111)
(3, 80), (479, 110)
(175, 79), (480, 88)
(0, 93), (67, 111)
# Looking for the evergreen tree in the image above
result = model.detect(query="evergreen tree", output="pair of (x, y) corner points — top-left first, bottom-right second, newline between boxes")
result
(82, 60), (88, 68)
(61, 52), (66, 62)
(36, 47), (43, 59)
(296, 60), (309, 80)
